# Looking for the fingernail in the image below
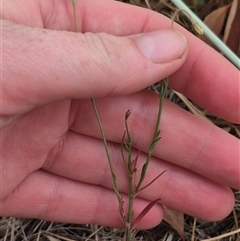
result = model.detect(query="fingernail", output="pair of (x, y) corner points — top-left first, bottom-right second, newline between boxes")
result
(134, 30), (187, 63)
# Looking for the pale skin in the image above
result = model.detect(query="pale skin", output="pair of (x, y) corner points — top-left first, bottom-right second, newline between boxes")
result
(1, 0), (240, 230)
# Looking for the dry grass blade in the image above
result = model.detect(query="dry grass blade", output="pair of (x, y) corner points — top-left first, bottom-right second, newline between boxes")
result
(43, 232), (75, 241)
(144, 0), (151, 9)
(172, 91), (211, 122)
(201, 228), (240, 241)
(163, 206), (185, 240)
(85, 226), (104, 241)
(191, 218), (197, 241)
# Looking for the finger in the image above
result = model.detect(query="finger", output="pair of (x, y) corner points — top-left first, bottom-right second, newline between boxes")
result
(1, 170), (163, 229)
(71, 0), (239, 123)
(1, 93), (236, 221)
(0, 100), (72, 198)
(3, 0), (239, 123)
(70, 91), (240, 190)
(43, 131), (234, 221)
(3, 20), (187, 117)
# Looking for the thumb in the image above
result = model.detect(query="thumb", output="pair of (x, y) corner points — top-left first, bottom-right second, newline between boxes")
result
(3, 20), (187, 116)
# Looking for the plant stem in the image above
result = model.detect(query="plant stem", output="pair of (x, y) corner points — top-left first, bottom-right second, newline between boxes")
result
(91, 99), (122, 203)
(136, 77), (169, 192)
(71, 1), (168, 240)
(123, 111), (135, 239)
(169, 0), (240, 69)
(71, 0), (79, 32)
(71, 0), (122, 203)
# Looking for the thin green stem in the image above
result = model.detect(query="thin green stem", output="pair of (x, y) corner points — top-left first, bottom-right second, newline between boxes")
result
(91, 99), (122, 203)
(169, 0), (239, 69)
(136, 78), (169, 192)
(72, 2), (169, 239)
(71, 0), (122, 203)
(72, 0), (79, 32)
(123, 111), (135, 233)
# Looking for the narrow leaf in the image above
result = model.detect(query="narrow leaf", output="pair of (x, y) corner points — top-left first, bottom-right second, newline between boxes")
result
(136, 170), (167, 195)
(121, 131), (127, 167)
(131, 150), (140, 174)
(131, 198), (161, 229)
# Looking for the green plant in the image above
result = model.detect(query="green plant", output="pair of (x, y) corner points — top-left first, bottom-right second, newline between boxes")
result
(93, 78), (169, 241)
(118, 78), (168, 240)
(71, 2), (168, 240)
(70, 1), (204, 240)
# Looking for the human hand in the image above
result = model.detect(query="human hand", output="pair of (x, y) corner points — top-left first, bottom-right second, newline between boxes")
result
(1, 0), (239, 229)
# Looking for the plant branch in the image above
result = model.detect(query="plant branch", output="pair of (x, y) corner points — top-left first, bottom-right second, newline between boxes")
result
(136, 77), (169, 192)
(71, 0), (122, 204)
(91, 99), (122, 203)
